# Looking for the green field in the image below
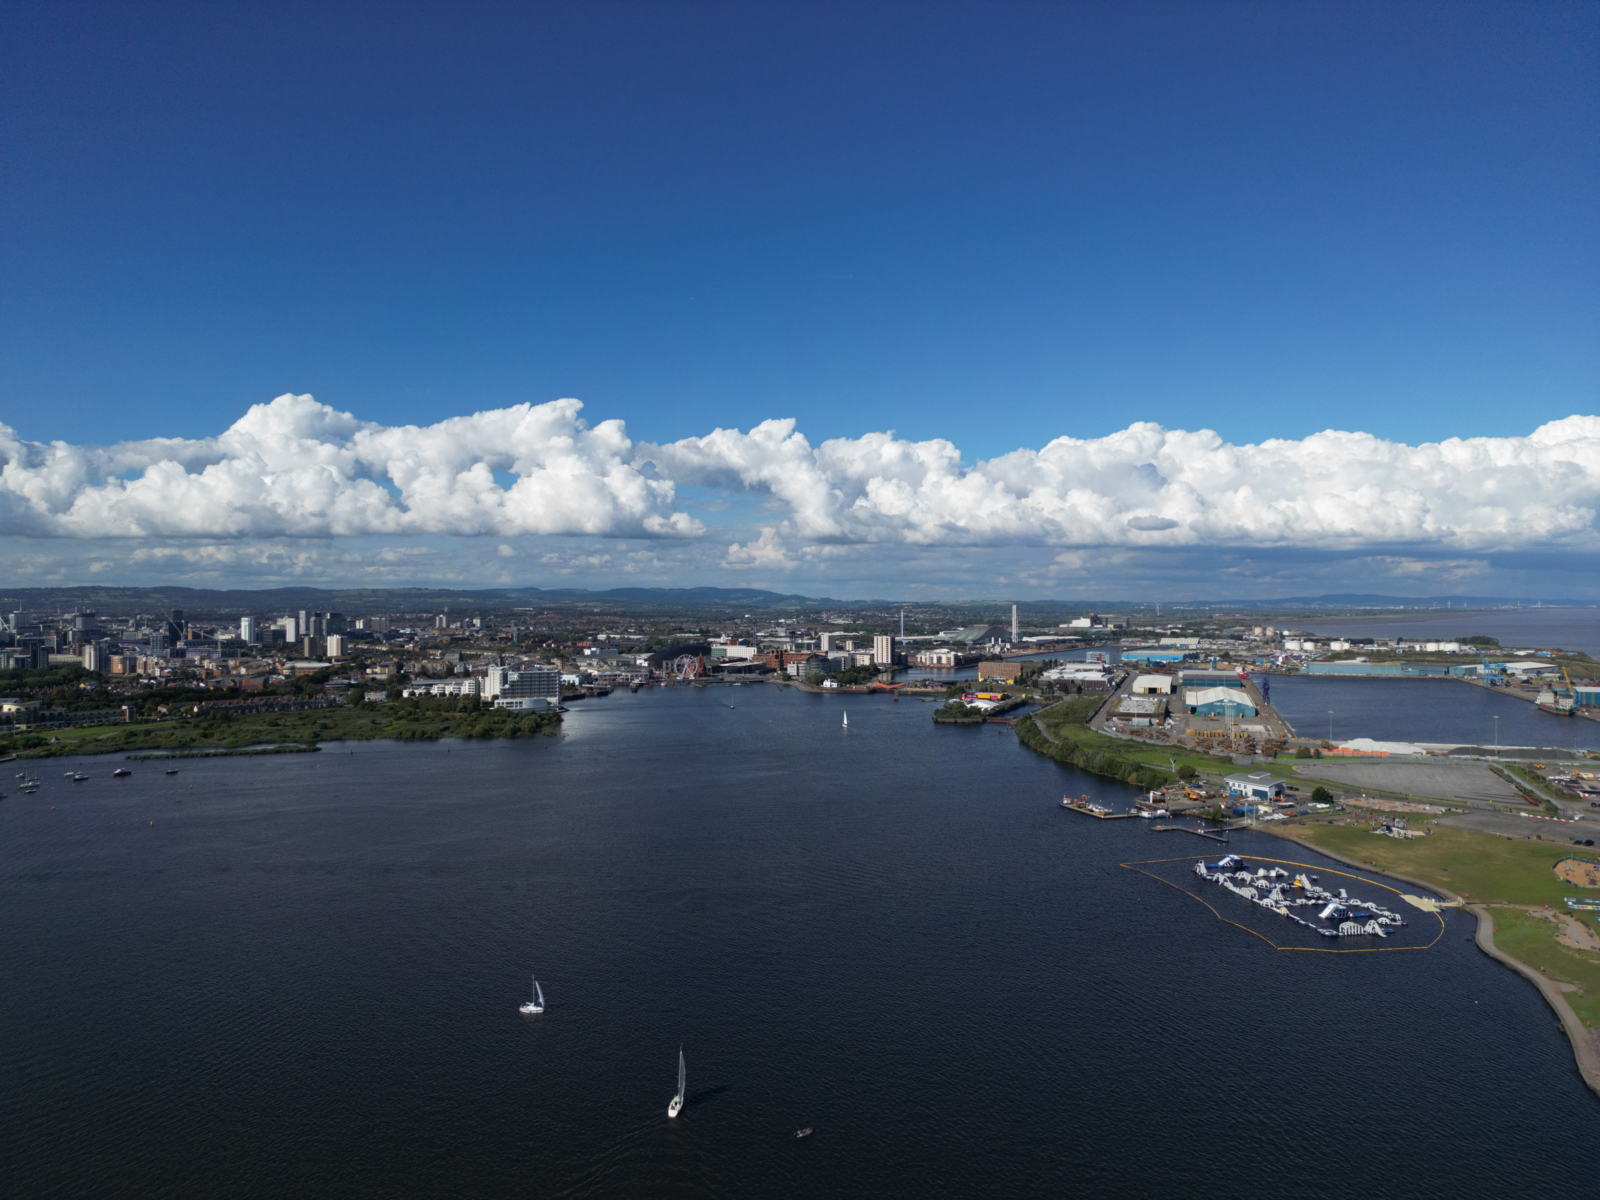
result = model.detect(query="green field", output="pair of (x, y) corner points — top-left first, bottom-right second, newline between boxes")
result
(1280, 822), (1588, 905)
(1278, 821), (1600, 1024)
(1489, 906), (1600, 1026)
(1018, 697), (1236, 787)
(0, 699), (561, 759)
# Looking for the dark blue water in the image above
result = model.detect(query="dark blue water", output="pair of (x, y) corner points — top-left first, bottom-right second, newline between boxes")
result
(1269, 675), (1600, 751)
(3, 684), (1594, 1197)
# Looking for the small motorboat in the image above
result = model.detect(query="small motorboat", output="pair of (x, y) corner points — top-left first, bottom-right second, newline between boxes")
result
(112, 768), (131, 778)
(165, 768), (179, 775)
(71, 773), (88, 782)
(795, 1127), (813, 1139)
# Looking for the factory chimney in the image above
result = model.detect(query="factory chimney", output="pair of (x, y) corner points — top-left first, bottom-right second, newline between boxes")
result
(1011, 604), (1018, 644)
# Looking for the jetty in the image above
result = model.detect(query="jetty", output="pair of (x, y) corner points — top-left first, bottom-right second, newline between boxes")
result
(1061, 796), (1138, 819)
(1150, 823), (1230, 842)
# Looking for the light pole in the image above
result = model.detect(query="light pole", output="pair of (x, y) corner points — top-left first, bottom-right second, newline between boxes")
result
(1327, 710), (1333, 743)
(1493, 714), (1499, 756)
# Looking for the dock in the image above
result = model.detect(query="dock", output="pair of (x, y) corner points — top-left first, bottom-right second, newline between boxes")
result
(1061, 799), (1138, 819)
(1150, 823), (1231, 842)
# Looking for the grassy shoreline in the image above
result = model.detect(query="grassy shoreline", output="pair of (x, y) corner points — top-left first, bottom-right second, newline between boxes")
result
(1015, 696), (1236, 789)
(1263, 818), (1600, 1094)
(0, 700), (561, 759)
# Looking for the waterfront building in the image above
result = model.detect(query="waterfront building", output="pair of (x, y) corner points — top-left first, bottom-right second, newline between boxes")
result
(1178, 669), (1247, 689)
(1040, 664), (1116, 690)
(1121, 650), (1192, 663)
(914, 648), (961, 667)
(493, 665), (561, 710)
(1185, 687), (1257, 718)
(403, 678), (481, 698)
(873, 635), (895, 666)
(978, 661), (1023, 682)
(1225, 773), (1285, 801)
(1304, 661), (1448, 676)
(1131, 674), (1174, 695)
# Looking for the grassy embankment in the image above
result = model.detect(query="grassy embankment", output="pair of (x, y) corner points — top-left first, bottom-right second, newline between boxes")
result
(1015, 695), (1236, 789)
(1277, 821), (1600, 1024)
(1498, 763), (1574, 809)
(0, 699), (561, 759)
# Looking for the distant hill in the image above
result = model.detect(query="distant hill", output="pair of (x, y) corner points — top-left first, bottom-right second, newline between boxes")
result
(0, 584), (1571, 619)
(0, 584), (839, 617)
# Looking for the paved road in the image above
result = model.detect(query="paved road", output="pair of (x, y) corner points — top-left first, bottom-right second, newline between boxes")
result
(1292, 760), (1524, 805)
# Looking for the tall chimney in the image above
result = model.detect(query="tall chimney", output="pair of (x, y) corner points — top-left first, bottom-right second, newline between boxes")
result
(1012, 604), (1018, 643)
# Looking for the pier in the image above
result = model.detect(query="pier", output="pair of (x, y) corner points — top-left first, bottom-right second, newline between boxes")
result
(1061, 798), (1138, 819)
(1150, 823), (1231, 842)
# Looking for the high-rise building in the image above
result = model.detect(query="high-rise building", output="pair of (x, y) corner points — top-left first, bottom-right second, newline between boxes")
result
(484, 665), (508, 698)
(324, 612), (347, 634)
(873, 634), (895, 667)
(324, 634), (346, 658)
(239, 616), (257, 643)
(435, 614), (448, 629)
(279, 616), (298, 642)
(81, 642), (103, 672)
(494, 666), (562, 710)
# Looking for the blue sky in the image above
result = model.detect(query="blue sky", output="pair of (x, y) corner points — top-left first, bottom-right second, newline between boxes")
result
(1, 1), (1597, 597)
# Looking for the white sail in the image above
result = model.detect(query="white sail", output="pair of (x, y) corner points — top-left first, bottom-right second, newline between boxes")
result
(842, 712), (848, 727)
(668, 1046), (685, 1117)
(519, 974), (544, 1014)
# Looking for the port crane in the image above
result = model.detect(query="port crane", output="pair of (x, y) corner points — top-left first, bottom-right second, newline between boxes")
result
(1475, 649), (1504, 687)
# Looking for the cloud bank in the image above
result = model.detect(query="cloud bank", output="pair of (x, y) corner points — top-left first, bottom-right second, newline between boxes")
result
(2, 395), (1597, 561)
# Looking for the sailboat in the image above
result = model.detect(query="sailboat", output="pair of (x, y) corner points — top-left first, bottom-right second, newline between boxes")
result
(667, 1046), (685, 1118)
(842, 711), (848, 728)
(518, 975), (545, 1015)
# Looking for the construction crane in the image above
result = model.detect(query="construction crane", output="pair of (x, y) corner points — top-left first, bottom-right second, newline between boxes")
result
(1558, 662), (1579, 703)
(1476, 649), (1503, 687)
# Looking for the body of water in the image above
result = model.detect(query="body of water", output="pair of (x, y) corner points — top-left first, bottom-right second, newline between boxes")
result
(3, 684), (1595, 1196)
(1300, 607), (1600, 657)
(1268, 674), (1600, 750)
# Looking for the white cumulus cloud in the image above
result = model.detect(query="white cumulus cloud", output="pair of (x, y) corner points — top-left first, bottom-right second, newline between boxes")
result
(642, 415), (1600, 552)
(2, 396), (1597, 558)
(0, 394), (702, 540)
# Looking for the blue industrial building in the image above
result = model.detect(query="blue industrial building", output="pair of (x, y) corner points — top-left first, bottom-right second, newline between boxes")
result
(1186, 687), (1258, 718)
